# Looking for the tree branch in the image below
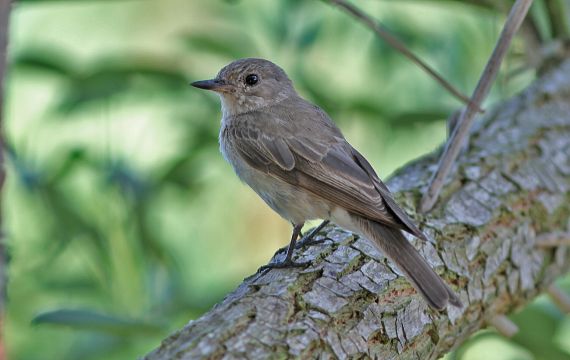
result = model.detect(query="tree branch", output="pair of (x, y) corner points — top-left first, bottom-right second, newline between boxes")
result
(326, 0), (479, 111)
(421, 0), (534, 213)
(144, 60), (570, 359)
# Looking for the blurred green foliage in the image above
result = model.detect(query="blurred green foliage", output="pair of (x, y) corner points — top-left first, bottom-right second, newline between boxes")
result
(3, 0), (569, 359)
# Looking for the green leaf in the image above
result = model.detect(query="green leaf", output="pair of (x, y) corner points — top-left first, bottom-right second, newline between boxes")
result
(13, 48), (75, 78)
(182, 33), (252, 59)
(32, 309), (165, 336)
(297, 21), (322, 50)
(511, 303), (570, 360)
(47, 148), (88, 185)
(388, 110), (448, 125)
(57, 58), (188, 112)
(58, 71), (130, 112)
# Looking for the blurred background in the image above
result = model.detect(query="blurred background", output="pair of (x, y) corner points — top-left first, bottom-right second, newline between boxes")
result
(3, 0), (570, 359)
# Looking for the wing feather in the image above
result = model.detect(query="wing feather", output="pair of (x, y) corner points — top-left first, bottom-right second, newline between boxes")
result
(225, 98), (425, 237)
(351, 149), (428, 240)
(261, 136), (295, 171)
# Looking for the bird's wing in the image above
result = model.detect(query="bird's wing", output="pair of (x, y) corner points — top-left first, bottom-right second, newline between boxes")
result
(350, 148), (427, 240)
(229, 107), (426, 238)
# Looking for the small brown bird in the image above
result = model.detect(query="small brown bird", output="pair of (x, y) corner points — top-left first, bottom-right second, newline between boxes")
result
(192, 58), (461, 310)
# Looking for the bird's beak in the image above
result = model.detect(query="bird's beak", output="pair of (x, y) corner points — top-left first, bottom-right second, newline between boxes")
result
(190, 79), (230, 92)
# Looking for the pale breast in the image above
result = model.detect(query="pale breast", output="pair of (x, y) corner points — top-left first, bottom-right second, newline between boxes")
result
(219, 123), (331, 224)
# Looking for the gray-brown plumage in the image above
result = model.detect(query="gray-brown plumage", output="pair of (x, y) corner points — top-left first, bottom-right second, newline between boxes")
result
(191, 58), (461, 310)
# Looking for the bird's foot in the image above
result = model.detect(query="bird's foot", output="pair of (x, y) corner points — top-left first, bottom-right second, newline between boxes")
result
(295, 236), (326, 249)
(295, 220), (330, 249)
(258, 259), (310, 272)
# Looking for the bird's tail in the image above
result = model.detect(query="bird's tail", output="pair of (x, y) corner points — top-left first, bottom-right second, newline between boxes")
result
(355, 216), (462, 310)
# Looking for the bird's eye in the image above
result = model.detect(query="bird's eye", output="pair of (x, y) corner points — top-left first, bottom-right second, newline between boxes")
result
(245, 74), (259, 86)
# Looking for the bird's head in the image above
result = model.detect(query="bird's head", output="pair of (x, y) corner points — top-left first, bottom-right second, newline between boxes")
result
(191, 58), (296, 116)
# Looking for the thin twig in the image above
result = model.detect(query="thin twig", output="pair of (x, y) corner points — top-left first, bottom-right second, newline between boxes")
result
(547, 284), (570, 314)
(326, 0), (480, 111)
(536, 232), (570, 248)
(487, 315), (519, 337)
(420, 0), (534, 213)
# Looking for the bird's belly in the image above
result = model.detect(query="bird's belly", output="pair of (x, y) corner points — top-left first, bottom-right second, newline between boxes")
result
(329, 207), (362, 235)
(253, 175), (331, 224)
(220, 141), (330, 223)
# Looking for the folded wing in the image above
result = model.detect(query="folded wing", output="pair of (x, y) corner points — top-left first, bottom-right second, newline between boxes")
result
(228, 106), (426, 239)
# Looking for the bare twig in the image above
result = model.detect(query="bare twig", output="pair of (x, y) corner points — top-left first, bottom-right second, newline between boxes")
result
(536, 232), (570, 247)
(487, 315), (519, 337)
(0, 0), (11, 358)
(547, 284), (570, 314)
(420, 0), (534, 213)
(326, 0), (480, 111)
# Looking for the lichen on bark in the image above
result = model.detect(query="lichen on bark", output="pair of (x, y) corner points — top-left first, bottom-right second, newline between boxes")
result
(144, 60), (570, 360)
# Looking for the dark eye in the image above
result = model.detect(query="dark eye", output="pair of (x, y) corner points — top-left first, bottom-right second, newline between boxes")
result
(245, 74), (259, 86)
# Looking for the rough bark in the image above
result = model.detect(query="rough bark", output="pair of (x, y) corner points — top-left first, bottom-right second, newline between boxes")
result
(144, 60), (570, 360)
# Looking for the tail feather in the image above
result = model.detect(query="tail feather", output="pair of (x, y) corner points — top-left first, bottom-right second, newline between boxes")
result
(355, 216), (461, 310)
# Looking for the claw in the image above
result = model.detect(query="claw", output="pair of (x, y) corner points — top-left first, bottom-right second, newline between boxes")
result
(259, 259), (310, 272)
(257, 221), (330, 274)
(295, 220), (330, 249)
(295, 237), (326, 249)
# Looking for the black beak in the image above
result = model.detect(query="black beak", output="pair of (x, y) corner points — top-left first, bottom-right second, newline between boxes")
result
(190, 79), (228, 92)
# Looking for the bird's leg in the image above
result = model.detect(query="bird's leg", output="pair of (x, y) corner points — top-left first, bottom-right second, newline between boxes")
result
(295, 220), (330, 248)
(259, 223), (309, 271)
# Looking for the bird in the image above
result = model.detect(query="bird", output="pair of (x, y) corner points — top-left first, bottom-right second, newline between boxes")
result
(191, 58), (461, 310)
